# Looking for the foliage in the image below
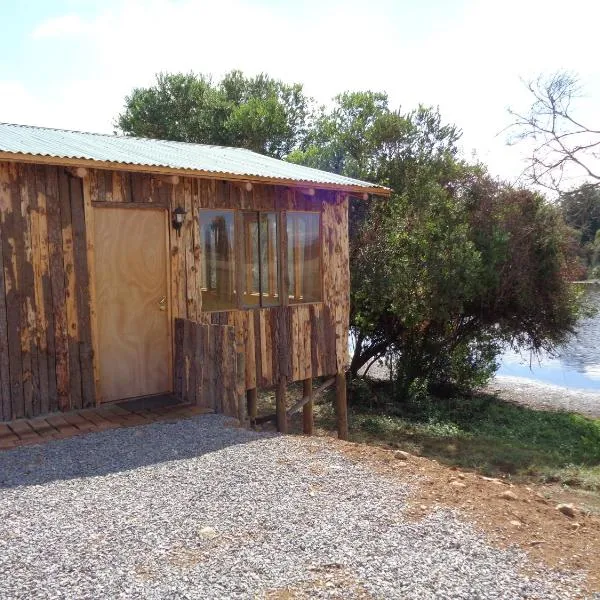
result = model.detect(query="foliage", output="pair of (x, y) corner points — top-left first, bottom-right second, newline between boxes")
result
(560, 183), (600, 278)
(291, 92), (581, 395)
(116, 76), (582, 397)
(116, 71), (312, 158)
(343, 379), (600, 491)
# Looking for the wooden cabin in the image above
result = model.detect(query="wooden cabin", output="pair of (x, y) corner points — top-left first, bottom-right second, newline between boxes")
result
(0, 123), (388, 435)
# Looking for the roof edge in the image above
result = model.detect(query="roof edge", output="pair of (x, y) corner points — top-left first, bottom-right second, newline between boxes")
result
(0, 151), (392, 197)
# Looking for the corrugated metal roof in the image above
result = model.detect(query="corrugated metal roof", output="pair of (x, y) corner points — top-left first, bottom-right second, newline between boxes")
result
(0, 122), (389, 194)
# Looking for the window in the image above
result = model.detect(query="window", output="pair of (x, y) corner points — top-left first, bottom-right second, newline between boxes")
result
(287, 212), (322, 304)
(241, 212), (280, 307)
(199, 210), (236, 310)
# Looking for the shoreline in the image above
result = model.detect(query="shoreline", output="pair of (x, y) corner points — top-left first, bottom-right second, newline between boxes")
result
(485, 375), (600, 419)
(362, 362), (600, 418)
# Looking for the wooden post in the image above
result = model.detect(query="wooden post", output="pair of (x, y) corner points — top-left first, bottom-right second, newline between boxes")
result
(335, 372), (348, 440)
(276, 378), (288, 433)
(246, 387), (257, 428)
(302, 378), (313, 435)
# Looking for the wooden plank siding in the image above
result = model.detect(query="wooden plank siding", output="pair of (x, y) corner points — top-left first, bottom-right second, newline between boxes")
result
(0, 161), (350, 421)
(0, 162), (94, 420)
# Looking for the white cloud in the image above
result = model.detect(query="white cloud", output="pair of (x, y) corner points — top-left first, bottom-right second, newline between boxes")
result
(18, 0), (600, 184)
(30, 14), (88, 39)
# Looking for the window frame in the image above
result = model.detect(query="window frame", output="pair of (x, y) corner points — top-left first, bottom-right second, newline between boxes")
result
(240, 210), (282, 309)
(198, 208), (238, 312)
(284, 209), (324, 306)
(198, 208), (323, 313)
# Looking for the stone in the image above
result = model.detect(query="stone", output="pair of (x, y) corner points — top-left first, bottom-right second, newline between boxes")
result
(394, 450), (410, 461)
(499, 490), (518, 501)
(198, 526), (218, 539)
(556, 503), (576, 518)
(509, 520), (522, 528)
(449, 481), (467, 488)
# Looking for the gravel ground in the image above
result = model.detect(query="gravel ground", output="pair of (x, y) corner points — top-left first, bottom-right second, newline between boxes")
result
(0, 414), (587, 599)
(487, 375), (600, 419)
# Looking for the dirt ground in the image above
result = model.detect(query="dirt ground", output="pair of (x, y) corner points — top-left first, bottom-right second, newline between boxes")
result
(257, 384), (600, 595)
(330, 438), (600, 596)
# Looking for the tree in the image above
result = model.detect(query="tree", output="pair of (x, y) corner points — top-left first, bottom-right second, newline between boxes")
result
(115, 78), (582, 397)
(292, 93), (581, 395)
(116, 71), (312, 158)
(509, 72), (600, 193)
(560, 184), (600, 278)
(560, 184), (600, 245)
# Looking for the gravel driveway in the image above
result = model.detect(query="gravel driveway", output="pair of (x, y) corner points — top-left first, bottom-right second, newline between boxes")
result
(0, 414), (586, 599)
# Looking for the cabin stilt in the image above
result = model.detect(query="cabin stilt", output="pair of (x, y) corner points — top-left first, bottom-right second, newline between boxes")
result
(302, 378), (313, 435)
(246, 388), (257, 428)
(276, 378), (288, 433)
(335, 372), (348, 440)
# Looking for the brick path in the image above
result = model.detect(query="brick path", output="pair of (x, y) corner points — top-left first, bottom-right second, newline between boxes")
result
(0, 404), (213, 450)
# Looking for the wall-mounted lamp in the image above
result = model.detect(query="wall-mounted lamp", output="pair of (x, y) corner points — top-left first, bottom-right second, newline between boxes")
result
(172, 206), (187, 236)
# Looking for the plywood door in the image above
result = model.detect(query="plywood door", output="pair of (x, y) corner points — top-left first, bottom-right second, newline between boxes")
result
(93, 207), (171, 402)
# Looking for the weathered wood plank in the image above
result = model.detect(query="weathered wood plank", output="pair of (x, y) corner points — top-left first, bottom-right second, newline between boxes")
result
(170, 181), (187, 319)
(0, 171), (11, 421)
(253, 310), (262, 389)
(183, 177), (197, 321)
(70, 175), (95, 407)
(245, 310), (256, 389)
(58, 167), (81, 410)
(30, 168), (50, 415)
(197, 322), (211, 408)
(36, 167), (60, 412)
(1, 163), (25, 418)
(18, 165), (36, 417)
(81, 174), (100, 404)
(173, 318), (184, 400)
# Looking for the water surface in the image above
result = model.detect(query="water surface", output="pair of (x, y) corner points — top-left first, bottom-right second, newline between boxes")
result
(498, 285), (600, 391)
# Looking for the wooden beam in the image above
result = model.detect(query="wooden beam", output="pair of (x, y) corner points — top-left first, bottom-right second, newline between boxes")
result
(0, 151), (391, 196)
(254, 376), (334, 425)
(275, 377), (288, 433)
(335, 372), (348, 440)
(302, 378), (313, 436)
(286, 376), (334, 416)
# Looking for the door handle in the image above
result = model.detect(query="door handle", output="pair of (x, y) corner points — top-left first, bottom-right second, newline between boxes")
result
(158, 296), (167, 311)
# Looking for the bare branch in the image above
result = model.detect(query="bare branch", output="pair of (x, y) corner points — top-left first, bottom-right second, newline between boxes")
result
(507, 71), (600, 193)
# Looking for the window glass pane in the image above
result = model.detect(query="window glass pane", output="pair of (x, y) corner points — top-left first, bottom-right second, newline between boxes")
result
(287, 212), (321, 304)
(199, 210), (236, 311)
(242, 211), (280, 308)
(241, 212), (260, 307)
(260, 213), (280, 307)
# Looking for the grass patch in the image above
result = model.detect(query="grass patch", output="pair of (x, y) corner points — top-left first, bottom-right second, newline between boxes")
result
(317, 379), (600, 491)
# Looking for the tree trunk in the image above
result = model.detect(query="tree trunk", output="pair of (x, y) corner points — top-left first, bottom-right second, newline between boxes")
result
(349, 338), (390, 377)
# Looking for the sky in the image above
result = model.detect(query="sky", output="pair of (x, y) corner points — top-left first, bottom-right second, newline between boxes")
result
(1, 0), (599, 184)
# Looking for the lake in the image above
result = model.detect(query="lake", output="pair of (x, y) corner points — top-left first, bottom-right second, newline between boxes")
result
(498, 284), (600, 391)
